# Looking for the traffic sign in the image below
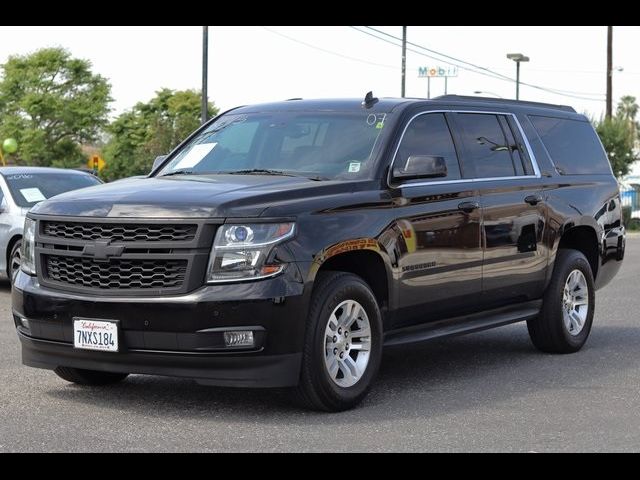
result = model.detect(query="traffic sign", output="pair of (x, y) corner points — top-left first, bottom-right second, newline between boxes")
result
(87, 155), (106, 172)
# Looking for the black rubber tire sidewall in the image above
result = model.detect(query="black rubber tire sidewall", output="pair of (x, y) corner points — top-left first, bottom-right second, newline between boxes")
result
(528, 249), (595, 353)
(8, 240), (21, 282)
(298, 272), (383, 411)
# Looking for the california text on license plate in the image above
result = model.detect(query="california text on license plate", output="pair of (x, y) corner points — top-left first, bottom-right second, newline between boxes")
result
(73, 318), (119, 352)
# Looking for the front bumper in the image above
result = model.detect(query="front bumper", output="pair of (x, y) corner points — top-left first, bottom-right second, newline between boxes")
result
(13, 269), (308, 388)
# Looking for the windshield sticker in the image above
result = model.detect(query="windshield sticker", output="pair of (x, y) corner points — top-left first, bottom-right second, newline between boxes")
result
(6, 174), (33, 180)
(367, 113), (387, 129)
(175, 143), (217, 169)
(348, 162), (361, 173)
(20, 187), (46, 203)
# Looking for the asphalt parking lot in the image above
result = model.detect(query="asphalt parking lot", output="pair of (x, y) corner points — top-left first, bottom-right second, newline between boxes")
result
(1, 237), (639, 452)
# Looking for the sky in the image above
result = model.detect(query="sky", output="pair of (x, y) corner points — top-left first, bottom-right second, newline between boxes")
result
(1, 25), (638, 121)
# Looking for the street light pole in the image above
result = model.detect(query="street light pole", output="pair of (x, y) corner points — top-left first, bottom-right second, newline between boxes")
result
(507, 53), (529, 100)
(201, 26), (209, 125)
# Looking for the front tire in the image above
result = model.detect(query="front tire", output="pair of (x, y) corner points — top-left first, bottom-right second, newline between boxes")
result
(8, 240), (22, 283)
(527, 249), (595, 353)
(54, 367), (129, 386)
(296, 272), (383, 411)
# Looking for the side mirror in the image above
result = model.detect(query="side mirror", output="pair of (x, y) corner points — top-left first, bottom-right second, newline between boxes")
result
(393, 155), (447, 181)
(151, 155), (167, 173)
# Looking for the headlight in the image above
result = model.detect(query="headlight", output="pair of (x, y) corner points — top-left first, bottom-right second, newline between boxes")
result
(21, 217), (36, 275)
(206, 223), (295, 282)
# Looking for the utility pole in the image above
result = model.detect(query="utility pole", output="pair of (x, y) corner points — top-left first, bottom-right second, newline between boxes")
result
(401, 26), (407, 98)
(516, 61), (521, 100)
(606, 25), (613, 119)
(201, 26), (209, 125)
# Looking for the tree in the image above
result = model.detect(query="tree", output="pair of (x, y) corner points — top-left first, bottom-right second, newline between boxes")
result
(595, 115), (638, 178)
(594, 96), (640, 178)
(617, 95), (639, 123)
(101, 89), (217, 180)
(616, 95), (640, 142)
(0, 47), (111, 167)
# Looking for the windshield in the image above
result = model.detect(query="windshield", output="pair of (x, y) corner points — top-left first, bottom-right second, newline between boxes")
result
(158, 111), (388, 180)
(4, 173), (101, 207)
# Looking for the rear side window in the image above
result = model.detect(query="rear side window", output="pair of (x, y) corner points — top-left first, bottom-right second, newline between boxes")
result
(395, 113), (461, 181)
(529, 115), (611, 175)
(454, 113), (530, 178)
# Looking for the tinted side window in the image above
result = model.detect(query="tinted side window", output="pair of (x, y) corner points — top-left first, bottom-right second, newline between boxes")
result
(455, 113), (523, 178)
(395, 113), (461, 181)
(529, 115), (611, 175)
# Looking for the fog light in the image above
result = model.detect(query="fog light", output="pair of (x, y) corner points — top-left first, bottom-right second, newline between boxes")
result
(19, 316), (29, 329)
(224, 331), (254, 348)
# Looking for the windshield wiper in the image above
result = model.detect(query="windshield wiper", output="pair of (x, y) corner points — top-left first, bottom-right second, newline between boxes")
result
(226, 169), (297, 176)
(225, 169), (327, 181)
(160, 169), (195, 177)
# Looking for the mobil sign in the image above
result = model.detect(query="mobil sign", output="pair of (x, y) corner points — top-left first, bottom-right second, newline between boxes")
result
(418, 66), (458, 78)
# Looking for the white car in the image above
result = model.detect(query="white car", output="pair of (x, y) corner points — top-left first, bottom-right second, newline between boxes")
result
(0, 167), (102, 281)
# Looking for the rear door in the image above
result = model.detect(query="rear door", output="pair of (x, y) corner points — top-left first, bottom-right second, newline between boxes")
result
(389, 111), (483, 328)
(449, 111), (548, 308)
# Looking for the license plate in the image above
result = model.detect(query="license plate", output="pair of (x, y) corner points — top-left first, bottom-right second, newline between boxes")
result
(73, 318), (119, 352)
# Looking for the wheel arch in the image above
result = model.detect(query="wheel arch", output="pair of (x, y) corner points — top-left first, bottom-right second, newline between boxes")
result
(6, 234), (22, 277)
(555, 222), (599, 280)
(308, 239), (394, 312)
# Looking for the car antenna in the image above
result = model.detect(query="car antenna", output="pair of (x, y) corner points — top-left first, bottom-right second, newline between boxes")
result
(362, 91), (379, 109)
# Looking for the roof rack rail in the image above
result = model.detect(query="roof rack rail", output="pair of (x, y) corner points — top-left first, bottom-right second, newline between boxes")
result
(434, 94), (576, 113)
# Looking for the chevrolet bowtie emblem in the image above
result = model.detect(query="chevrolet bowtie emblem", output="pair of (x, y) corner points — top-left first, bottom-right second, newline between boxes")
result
(82, 239), (124, 261)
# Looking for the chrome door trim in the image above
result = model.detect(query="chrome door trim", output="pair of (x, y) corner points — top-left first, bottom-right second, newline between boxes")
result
(388, 109), (542, 189)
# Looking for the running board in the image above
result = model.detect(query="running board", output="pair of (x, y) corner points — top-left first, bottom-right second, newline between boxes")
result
(384, 300), (542, 347)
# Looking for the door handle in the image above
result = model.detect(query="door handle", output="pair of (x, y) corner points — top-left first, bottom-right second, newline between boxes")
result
(524, 194), (544, 206)
(458, 201), (480, 212)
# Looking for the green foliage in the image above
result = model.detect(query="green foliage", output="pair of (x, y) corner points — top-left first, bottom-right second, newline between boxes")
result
(594, 96), (640, 178)
(617, 95), (639, 124)
(101, 89), (217, 180)
(595, 115), (637, 178)
(0, 47), (111, 167)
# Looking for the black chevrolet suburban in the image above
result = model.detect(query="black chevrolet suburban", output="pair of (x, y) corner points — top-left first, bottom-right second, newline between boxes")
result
(13, 94), (625, 411)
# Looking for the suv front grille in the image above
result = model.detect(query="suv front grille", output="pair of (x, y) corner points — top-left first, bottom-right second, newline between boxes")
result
(42, 221), (197, 242)
(45, 255), (188, 290)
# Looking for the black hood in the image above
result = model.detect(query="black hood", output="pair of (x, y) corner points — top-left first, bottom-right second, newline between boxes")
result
(30, 175), (356, 218)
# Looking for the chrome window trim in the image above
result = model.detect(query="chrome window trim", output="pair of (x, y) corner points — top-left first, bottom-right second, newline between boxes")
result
(388, 109), (542, 188)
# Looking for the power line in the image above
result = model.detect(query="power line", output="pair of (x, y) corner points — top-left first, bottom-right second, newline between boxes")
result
(262, 26), (606, 103)
(260, 26), (397, 70)
(363, 26), (606, 100)
(349, 26), (511, 83)
(356, 26), (605, 102)
(362, 26), (515, 81)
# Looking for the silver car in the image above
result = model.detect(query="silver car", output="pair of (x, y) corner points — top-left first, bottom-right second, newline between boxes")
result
(0, 167), (102, 281)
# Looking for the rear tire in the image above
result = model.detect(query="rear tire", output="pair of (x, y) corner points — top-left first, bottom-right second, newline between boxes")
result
(54, 367), (129, 386)
(295, 272), (383, 412)
(527, 249), (595, 353)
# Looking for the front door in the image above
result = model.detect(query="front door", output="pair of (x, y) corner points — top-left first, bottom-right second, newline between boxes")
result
(390, 112), (483, 329)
